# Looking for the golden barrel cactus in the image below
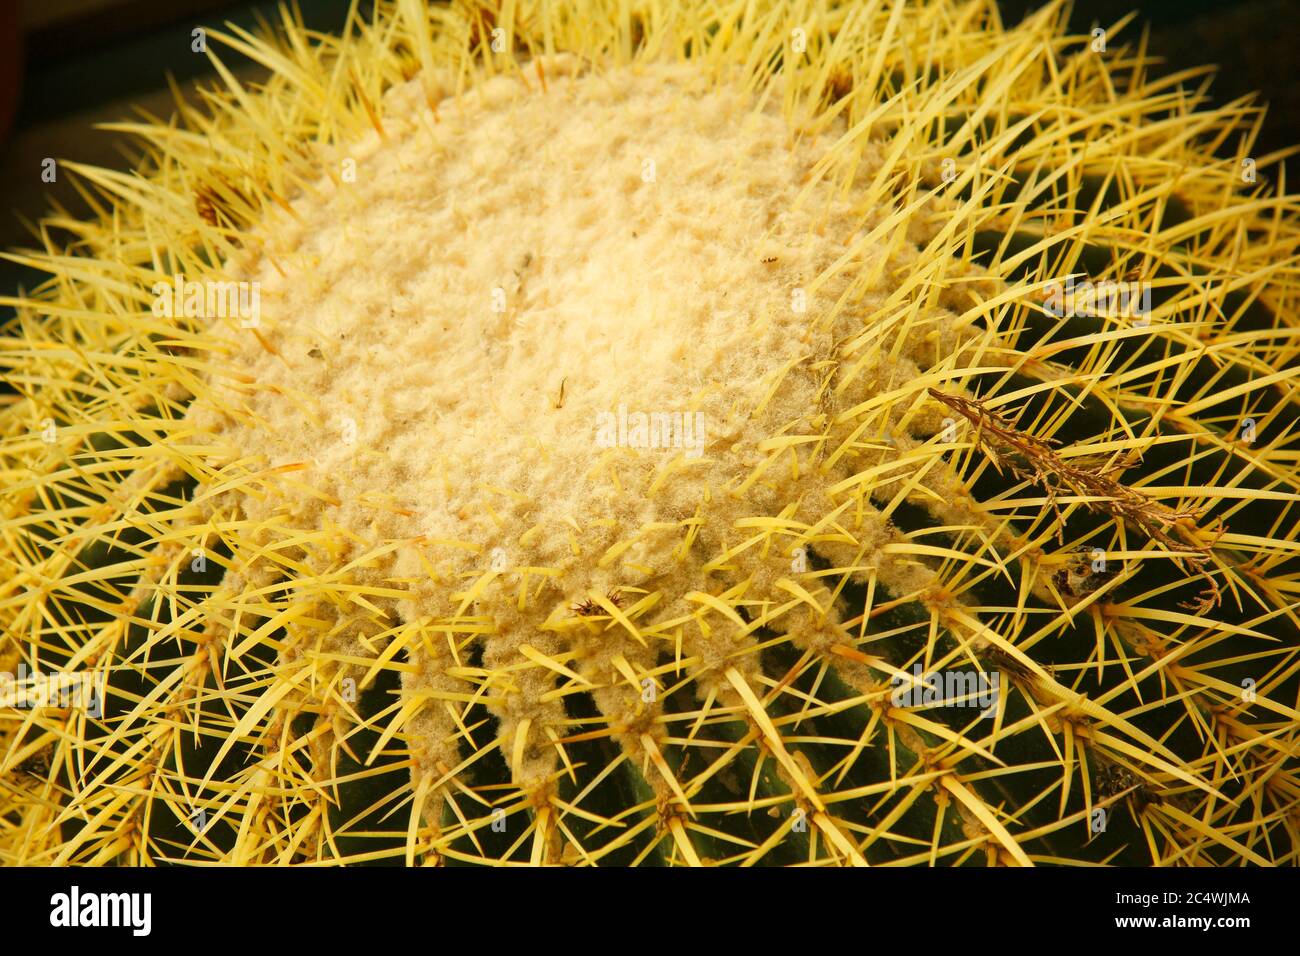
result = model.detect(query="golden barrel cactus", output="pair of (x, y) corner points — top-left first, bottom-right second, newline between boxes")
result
(2, 0), (1298, 866)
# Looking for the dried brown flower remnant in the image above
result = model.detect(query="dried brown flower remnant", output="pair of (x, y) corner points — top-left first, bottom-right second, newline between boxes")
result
(928, 388), (1211, 567)
(571, 591), (625, 617)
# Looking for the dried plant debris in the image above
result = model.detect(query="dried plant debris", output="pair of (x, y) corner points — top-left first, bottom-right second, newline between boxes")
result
(928, 388), (1213, 566)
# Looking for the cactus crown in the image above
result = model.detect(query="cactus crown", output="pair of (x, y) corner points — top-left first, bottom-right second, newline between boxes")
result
(2, 0), (1299, 866)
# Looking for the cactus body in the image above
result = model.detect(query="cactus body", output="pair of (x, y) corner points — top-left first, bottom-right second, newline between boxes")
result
(2, 0), (1299, 866)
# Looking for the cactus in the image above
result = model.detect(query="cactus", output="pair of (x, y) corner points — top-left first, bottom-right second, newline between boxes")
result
(2, 0), (1299, 867)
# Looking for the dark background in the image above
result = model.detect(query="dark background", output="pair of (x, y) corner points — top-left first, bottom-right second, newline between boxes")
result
(0, 0), (1297, 298)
